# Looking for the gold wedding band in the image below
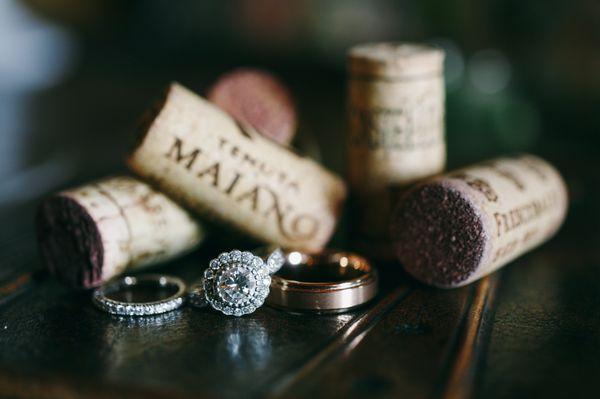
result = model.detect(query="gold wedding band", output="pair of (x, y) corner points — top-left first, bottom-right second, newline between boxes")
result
(266, 250), (378, 313)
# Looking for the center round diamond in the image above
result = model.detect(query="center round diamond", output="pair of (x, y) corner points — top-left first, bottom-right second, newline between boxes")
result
(217, 265), (256, 304)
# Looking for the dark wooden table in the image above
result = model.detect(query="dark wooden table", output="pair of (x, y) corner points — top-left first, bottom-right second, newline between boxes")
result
(0, 68), (598, 399)
(1, 201), (597, 399)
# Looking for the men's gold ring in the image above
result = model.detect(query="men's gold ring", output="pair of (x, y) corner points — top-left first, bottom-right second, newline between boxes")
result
(267, 250), (378, 313)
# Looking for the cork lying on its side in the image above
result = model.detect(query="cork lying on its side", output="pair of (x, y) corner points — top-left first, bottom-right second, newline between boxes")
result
(36, 176), (204, 288)
(347, 42), (446, 259)
(392, 154), (568, 288)
(128, 83), (347, 253)
(207, 68), (297, 146)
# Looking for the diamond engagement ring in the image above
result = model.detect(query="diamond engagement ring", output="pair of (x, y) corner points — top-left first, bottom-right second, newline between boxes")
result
(188, 248), (285, 317)
(92, 274), (186, 316)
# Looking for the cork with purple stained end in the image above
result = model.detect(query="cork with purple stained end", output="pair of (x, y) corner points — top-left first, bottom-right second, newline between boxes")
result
(391, 154), (568, 288)
(206, 68), (297, 146)
(36, 176), (204, 288)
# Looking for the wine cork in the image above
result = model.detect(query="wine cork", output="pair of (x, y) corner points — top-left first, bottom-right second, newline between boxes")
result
(206, 68), (297, 145)
(128, 83), (346, 252)
(347, 42), (446, 258)
(36, 176), (204, 288)
(391, 154), (568, 288)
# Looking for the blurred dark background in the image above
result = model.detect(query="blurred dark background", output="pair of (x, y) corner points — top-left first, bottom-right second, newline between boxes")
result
(0, 0), (598, 243)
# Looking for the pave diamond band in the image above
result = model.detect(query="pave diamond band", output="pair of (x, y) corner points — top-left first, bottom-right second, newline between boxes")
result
(188, 247), (284, 317)
(92, 274), (186, 316)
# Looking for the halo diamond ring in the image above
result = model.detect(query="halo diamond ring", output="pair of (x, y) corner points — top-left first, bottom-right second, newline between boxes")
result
(188, 248), (284, 317)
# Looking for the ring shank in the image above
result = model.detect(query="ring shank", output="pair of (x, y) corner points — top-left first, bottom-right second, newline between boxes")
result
(267, 251), (378, 312)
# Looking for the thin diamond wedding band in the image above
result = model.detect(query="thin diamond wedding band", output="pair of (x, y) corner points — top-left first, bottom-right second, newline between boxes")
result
(188, 248), (285, 317)
(266, 250), (378, 313)
(92, 274), (186, 316)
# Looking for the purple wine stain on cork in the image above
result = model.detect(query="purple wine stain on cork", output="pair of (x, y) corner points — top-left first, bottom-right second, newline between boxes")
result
(207, 68), (297, 145)
(36, 196), (104, 289)
(391, 182), (487, 288)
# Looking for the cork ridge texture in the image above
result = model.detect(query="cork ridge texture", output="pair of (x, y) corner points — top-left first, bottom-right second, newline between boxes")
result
(37, 195), (104, 288)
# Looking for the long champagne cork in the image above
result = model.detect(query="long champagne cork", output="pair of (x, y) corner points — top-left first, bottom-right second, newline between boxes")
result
(347, 42), (446, 258)
(128, 83), (346, 252)
(391, 154), (568, 288)
(36, 176), (204, 288)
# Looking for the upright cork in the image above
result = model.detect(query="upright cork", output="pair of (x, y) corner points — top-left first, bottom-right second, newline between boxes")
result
(128, 83), (346, 252)
(347, 42), (446, 259)
(36, 176), (204, 288)
(392, 154), (568, 288)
